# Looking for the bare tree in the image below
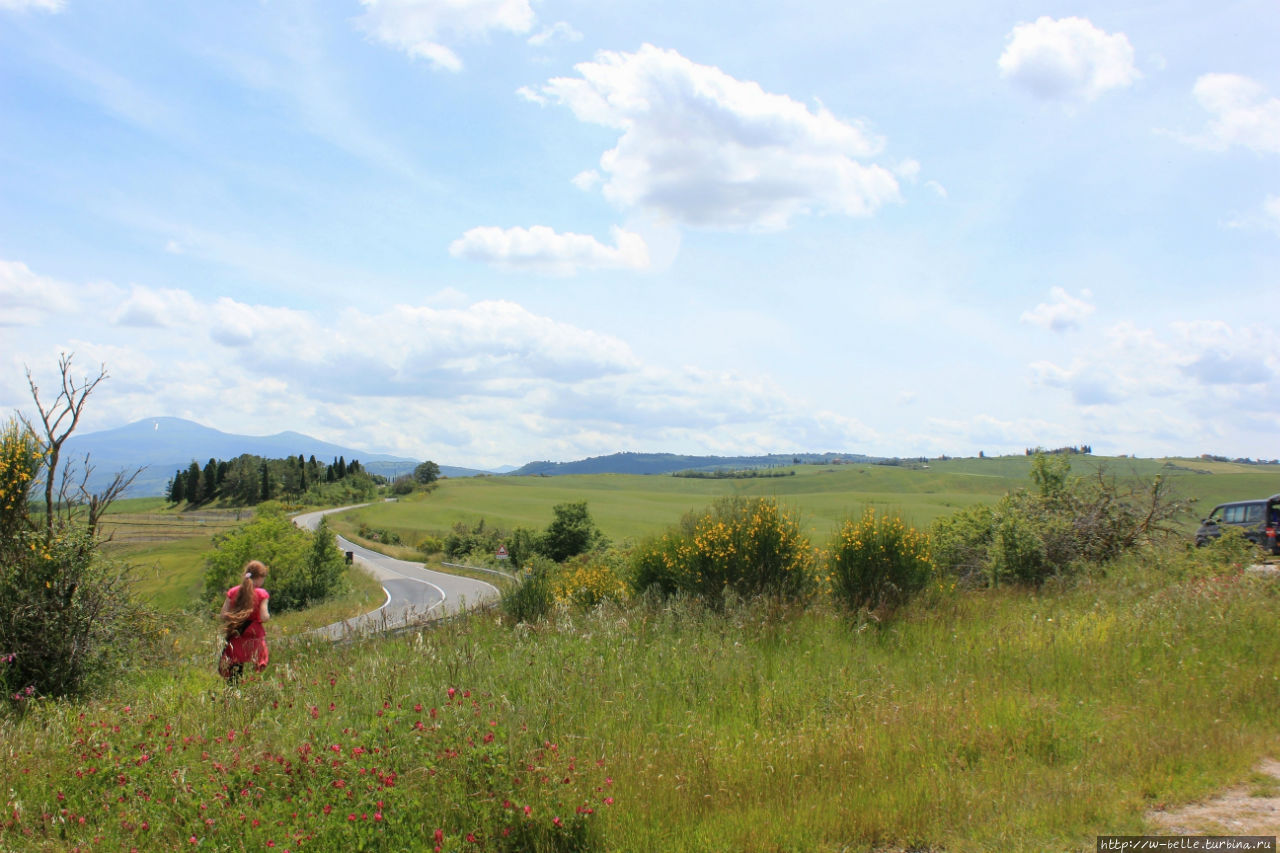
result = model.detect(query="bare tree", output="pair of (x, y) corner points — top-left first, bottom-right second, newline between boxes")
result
(65, 455), (144, 540)
(21, 354), (111, 538)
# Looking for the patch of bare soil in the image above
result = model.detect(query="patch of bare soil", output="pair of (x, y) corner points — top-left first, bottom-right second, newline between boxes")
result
(1146, 759), (1280, 835)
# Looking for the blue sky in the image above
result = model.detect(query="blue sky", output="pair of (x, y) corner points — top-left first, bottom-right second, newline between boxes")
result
(1, 0), (1277, 468)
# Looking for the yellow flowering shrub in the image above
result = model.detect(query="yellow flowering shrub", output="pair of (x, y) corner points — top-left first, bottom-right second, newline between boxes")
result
(828, 508), (932, 614)
(0, 419), (43, 536)
(631, 497), (813, 601)
(552, 558), (630, 611)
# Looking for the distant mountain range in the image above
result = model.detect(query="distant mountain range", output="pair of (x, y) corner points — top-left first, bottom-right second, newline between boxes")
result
(64, 417), (489, 497)
(63, 417), (877, 498)
(509, 451), (877, 477)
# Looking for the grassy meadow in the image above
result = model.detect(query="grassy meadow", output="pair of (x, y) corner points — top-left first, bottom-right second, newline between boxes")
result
(4, 455), (1279, 851)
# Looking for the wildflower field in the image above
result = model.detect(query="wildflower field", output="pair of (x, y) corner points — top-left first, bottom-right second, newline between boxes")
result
(4, 537), (1279, 852)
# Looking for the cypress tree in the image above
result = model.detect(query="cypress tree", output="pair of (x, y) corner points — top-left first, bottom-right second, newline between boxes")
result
(202, 458), (219, 502)
(185, 461), (201, 504)
(169, 470), (186, 503)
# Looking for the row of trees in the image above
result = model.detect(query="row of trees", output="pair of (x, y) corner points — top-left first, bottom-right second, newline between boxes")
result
(167, 454), (370, 506)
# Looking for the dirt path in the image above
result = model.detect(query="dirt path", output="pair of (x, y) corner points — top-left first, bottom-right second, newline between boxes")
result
(1146, 759), (1280, 834)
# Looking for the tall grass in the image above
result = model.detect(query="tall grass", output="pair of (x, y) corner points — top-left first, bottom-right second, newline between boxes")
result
(2, 543), (1278, 851)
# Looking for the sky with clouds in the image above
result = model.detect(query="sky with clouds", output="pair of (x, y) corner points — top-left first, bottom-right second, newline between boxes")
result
(1, 0), (1277, 467)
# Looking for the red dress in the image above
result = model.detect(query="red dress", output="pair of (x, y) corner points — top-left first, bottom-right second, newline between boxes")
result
(221, 586), (270, 673)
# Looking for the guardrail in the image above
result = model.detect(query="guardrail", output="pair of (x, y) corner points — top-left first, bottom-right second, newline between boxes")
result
(440, 561), (519, 581)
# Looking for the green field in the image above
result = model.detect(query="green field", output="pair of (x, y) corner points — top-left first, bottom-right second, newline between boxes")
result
(97, 456), (1280, 613)
(329, 456), (1280, 548)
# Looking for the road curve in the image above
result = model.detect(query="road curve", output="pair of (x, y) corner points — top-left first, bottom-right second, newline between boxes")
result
(293, 504), (501, 639)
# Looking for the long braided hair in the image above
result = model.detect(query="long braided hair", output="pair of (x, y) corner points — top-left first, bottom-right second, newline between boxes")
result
(222, 560), (268, 640)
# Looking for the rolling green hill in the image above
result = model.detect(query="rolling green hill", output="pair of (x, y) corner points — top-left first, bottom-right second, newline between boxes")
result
(348, 455), (1280, 546)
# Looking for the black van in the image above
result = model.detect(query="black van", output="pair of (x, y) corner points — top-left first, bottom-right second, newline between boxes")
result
(1194, 493), (1280, 554)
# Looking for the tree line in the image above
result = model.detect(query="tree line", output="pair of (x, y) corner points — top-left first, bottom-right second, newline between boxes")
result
(167, 454), (372, 506)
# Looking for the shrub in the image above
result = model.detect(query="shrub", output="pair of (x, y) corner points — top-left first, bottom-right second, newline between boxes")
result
(0, 418), (151, 705)
(553, 554), (630, 611)
(540, 502), (606, 562)
(444, 518), (504, 560)
(988, 510), (1049, 585)
(203, 504), (347, 612)
(929, 454), (1188, 586)
(630, 497), (812, 602)
(1201, 526), (1261, 570)
(928, 503), (994, 585)
(358, 522), (402, 545)
(0, 420), (41, 540)
(828, 509), (932, 613)
(0, 525), (152, 706)
(416, 534), (445, 555)
(501, 555), (556, 623)
(504, 526), (541, 569)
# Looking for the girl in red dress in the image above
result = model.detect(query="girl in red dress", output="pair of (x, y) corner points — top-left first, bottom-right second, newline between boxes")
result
(219, 560), (270, 682)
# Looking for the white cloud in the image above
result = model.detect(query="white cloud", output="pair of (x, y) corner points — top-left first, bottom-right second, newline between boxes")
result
(449, 225), (650, 275)
(0, 260), (890, 468)
(1020, 287), (1095, 332)
(112, 285), (202, 328)
(0, 0), (63, 11)
(1225, 194), (1280, 235)
(527, 21), (581, 48)
(571, 170), (601, 191)
(998, 16), (1139, 102)
(1267, 196), (1280, 233)
(0, 259), (77, 326)
(928, 413), (1081, 450)
(355, 0), (535, 72)
(1029, 320), (1280, 414)
(531, 44), (902, 229)
(514, 85), (547, 106)
(1182, 73), (1280, 154)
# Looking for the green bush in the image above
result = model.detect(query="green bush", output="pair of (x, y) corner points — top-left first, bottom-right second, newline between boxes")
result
(203, 504), (348, 612)
(828, 509), (932, 613)
(0, 526), (152, 706)
(444, 518), (504, 559)
(501, 555), (556, 623)
(928, 503), (994, 585)
(929, 454), (1187, 586)
(630, 497), (813, 602)
(540, 502), (606, 562)
(0, 419), (151, 705)
(358, 522), (402, 545)
(988, 510), (1049, 585)
(416, 534), (445, 555)
(1201, 527), (1262, 569)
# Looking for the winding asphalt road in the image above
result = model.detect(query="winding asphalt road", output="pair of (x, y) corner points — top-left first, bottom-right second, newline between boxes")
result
(293, 504), (501, 639)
